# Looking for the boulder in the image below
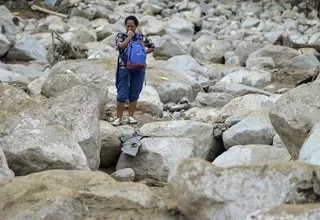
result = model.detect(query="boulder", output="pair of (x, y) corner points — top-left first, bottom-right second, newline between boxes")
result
(0, 170), (171, 219)
(43, 85), (101, 170)
(165, 17), (194, 42)
(139, 120), (218, 160)
(235, 41), (265, 65)
(27, 77), (47, 95)
(0, 110), (89, 175)
(269, 81), (320, 159)
(213, 145), (291, 167)
(110, 168), (135, 182)
(221, 94), (274, 117)
(195, 92), (234, 107)
(116, 137), (194, 181)
(151, 35), (188, 59)
(223, 111), (276, 149)
(0, 68), (30, 85)
(168, 158), (320, 220)
(184, 107), (219, 123)
(219, 68), (272, 87)
(246, 45), (300, 69)
(6, 35), (48, 63)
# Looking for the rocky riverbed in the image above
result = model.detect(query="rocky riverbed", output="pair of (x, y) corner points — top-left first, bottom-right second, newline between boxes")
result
(1, 0), (320, 219)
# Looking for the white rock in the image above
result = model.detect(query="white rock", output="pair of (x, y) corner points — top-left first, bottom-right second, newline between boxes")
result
(221, 94), (274, 117)
(116, 137), (193, 181)
(219, 69), (272, 87)
(213, 145), (291, 167)
(195, 92), (234, 107)
(139, 120), (219, 160)
(7, 64), (47, 79)
(0, 68), (30, 85)
(308, 32), (320, 44)
(159, 55), (201, 71)
(151, 35), (188, 59)
(141, 16), (165, 35)
(165, 17), (194, 42)
(27, 77), (47, 95)
(299, 122), (320, 165)
(110, 168), (135, 182)
(155, 83), (193, 104)
(6, 35), (48, 63)
(234, 41), (265, 65)
(184, 107), (219, 123)
(242, 18), (261, 29)
(223, 111), (276, 149)
(68, 16), (93, 30)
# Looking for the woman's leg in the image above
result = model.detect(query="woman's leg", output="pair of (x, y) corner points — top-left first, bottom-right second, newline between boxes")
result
(115, 67), (129, 122)
(128, 69), (145, 118)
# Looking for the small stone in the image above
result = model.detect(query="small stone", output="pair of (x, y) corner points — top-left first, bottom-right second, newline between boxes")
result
(110, 168), (135, 182)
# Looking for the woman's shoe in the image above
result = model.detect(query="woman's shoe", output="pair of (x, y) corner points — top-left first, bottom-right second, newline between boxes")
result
(111, 118), (121, 126)
(128, 116), (138, 124)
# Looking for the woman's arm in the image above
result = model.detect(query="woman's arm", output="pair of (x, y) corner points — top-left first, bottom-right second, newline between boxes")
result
(116, 32), (134, 51)
(146, 48), (155, 54)
(142, 35), (155, 54)
(118, 30), (134, 49)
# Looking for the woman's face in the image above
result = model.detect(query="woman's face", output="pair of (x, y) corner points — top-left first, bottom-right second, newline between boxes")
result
(125, 20), (137, 33)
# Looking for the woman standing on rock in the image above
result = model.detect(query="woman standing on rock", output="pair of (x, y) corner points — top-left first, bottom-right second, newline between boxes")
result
(112, 15), (155, 126)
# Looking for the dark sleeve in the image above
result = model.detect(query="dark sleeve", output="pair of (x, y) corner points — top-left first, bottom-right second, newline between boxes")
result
(142, 35), (155, 49)
(115, 33), (126, 51)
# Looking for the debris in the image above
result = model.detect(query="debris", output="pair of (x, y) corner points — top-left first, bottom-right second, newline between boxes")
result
(30, 4), (68, 18)
(120, 132), (144, 156)
(47, 30), (88, 66)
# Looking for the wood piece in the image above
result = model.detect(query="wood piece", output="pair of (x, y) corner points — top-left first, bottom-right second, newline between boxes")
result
(30, 4), (68, 18)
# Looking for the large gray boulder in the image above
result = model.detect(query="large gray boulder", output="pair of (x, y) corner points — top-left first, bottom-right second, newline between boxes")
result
(269, 81), (320, 159)
(223, 111), (276, 149)
(0, 111), (89, 175)
(43, 85), (101, 170)
(116, 137), (194, 182)
(246, 45), (300, 69)
(6, 35), (48, 63)
(169, 158), (320, 220)
(0, 170), (170, 219)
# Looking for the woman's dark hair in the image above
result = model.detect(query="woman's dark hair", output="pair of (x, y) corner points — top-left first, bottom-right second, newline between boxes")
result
(125, 15), (139, 26)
